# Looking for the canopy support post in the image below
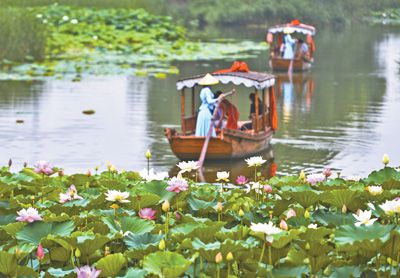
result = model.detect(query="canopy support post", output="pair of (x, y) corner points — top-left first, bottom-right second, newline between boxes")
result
(255, 89), (259, 134)
(262, 88), (266, 130)
(181, 89), (185, 134)
(191, 87), (195, 116)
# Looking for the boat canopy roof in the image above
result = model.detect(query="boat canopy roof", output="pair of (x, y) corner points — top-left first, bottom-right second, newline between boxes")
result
(176, 71), (275, 91)
(268, 22), (316, 36)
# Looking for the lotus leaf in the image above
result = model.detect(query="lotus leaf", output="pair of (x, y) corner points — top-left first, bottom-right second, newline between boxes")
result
(102, 216), (154, 236)
(335, 224), (394, 245)
(16, 221), (75, 245)
(117, 267), (147, 278)
(143, 251), (192, 277)
(46, 267), (74, 277)
(124, 233), (162, 250)
(96, 253), (127, 277)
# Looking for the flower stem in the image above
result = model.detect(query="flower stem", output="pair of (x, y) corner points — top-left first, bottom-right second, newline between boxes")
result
(268, 245), (272, 266)
(216, 265), (220, 278)
(259, 241), (266, 263)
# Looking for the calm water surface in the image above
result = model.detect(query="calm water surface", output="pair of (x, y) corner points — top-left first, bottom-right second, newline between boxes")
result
(0, 25), (399, 178)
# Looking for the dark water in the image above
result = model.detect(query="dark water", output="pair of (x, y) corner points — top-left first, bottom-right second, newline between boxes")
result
(0, 25), (399, 179)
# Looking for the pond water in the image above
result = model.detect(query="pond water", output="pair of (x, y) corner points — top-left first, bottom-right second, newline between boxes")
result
(0, 25), (399, 179)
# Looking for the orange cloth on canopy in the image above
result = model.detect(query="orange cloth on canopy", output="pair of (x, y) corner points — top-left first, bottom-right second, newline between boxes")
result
(269, 87), (278, 131)
(213, 61), (249, 74)
(290, 19), (301, 25)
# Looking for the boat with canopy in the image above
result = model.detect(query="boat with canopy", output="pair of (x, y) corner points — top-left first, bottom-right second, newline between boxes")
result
(164, 62), (278, 161)
(266, 19), (316, 72)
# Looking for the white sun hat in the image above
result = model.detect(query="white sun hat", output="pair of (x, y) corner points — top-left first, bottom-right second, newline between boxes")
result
(198, 73), (219, 86)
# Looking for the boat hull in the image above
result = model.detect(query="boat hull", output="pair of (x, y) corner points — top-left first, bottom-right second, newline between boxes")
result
(269, 57), (312, 72)
(165, 128), (273, 160)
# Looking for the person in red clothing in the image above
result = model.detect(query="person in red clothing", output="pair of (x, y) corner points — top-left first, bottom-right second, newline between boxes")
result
(214, 91), (239, 131)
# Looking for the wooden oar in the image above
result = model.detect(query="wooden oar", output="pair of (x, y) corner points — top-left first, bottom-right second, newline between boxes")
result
(198, 90), (235, 169)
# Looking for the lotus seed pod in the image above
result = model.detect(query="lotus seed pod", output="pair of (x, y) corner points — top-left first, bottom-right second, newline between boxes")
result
(162, 200), (170, 212)
(159, 239), (165, 250)
(215, 252), (223, 264)
(342, 204), (347, 214)
(226, 252), (234, 261)
(238, 208), (244, 217)
(304, 210), (310, 219)
(75, 248), (81, 258)
(145, 150), (152, 160)
(104, 246), (110, 256)
(305, 243), (310, 250)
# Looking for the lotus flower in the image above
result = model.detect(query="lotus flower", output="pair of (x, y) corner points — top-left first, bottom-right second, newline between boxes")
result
(236, 175), (248, 185)
(366, 185), (383, 196)
(75, 265), (101, 278)
(36, 244), (45, 260)
(16, 207), (42, 223)
(306, 174), (325, 185)
(308, 223), (318, 229)
(383, 154), (390, 166)
(250, 222), (282, 243)
(245, 156), (266, 167)
(139, 208), (156, 220)
(380, 199), (400, 215)
(34, 161), (53, 175)
(176, 161), (200, 173)
(323, 168), (332, 178)
(279, 219), (288, 230)
(286, 209), (296, 219)
(250, 181), (263, 194)
(105, 190), (130, 203)
(353, 210), (378, 227)
(216, 171), (229, 182)
(139, 168), (169, 182)
(166, 176), (189, 193)
(263, 184), (273, 193)
(59, 185), (83, 203)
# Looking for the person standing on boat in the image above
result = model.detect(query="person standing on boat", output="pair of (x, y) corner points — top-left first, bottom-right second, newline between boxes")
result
(282, 28), (296, 59)
(195, 73), (221, 137)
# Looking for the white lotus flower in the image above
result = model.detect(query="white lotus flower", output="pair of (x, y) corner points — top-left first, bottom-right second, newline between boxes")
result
(216, 171), (230, 182)
(353, 210), (378, 227)
(308, 223), (318, 229)
(245, 156), (266, 167)
(176, 161), (200, 173)
(250, 181), (263, 194)
(62, 15), (69, 21)
(105, 190), (130, 203)
(380, 199), (400, 216)
(139, 168), (168, 182)
(366, 185), (383, 196)
(250, 222), (282, 243)
(70, 19), (79, 24)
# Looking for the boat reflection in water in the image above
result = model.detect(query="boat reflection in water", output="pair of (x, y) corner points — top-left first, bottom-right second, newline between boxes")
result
(168, 146), (276, 183)
(276, 73), (315, 123)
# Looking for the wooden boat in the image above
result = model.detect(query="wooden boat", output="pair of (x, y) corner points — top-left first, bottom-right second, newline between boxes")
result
(266, 19), (316, 72)
(164, 71), (278, 161)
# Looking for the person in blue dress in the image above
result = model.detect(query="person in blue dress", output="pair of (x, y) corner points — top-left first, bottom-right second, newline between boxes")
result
(195, 73), (221, 137)
(282, 29), (296, 59)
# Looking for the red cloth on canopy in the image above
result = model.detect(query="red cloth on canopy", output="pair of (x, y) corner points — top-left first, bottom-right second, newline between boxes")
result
(213, 61), (249, 74)
(269, 87), (278, 131)
(290, 19), (301, 25)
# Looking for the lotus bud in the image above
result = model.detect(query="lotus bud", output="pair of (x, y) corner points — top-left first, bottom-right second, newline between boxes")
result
(216, 202), (223, 212)
(269, 210), (273, 219)
(23, 161), (27, 168)
(238, 208), (244, 217)
(95, 166), (99, 171)
(36, 244), (45, 261)
(158, 239), (166, 250)
(110, 203), (119, 210)
(104, 246), (110, 256)
(279, 219), (288, 231)
(86, 170), (92, 177)
(226, 252), (234, 261)
(106, 162), (112, 171)
(145, 150), (152, 160)
(287, 209), (296, 219)
(75, 248), (81, 258)
(299, 170), (306, 180)
(8, 159), (12, 168)
(175, 212), (181, 220)
(215, 252), (223, 264)
(162, 200), (170, 212)
(383, 154), (389, 166)
(322, 168), (332, 178)
(110, 165), (117, 173)
(303, 258), (310, 264)
(30, 196), (35, 201)
(304, 210), (310, 219)
(15, 248), (21, 258)
(305, 243), (310, 250)
(263, 185), (272, 193)
(341, 204), (347, 214)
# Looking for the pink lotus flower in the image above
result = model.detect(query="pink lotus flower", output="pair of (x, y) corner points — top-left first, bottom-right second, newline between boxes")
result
(286, 209), (296, 219)
(323, 168), (332, 178)
(34, 161), (54, 175)
(306, 174), (325, 185)
(166, 176), (188, 193)
(75, 265), (101, 278)
(16, 207), (42, 223)
(139, 208), (156, 220)
(264, 185), (273, 193)
(59, 185), (83, 203)
(236, 175), (248, 185)
(36, 244), (45, 261)
(279, 219), (288, 231)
